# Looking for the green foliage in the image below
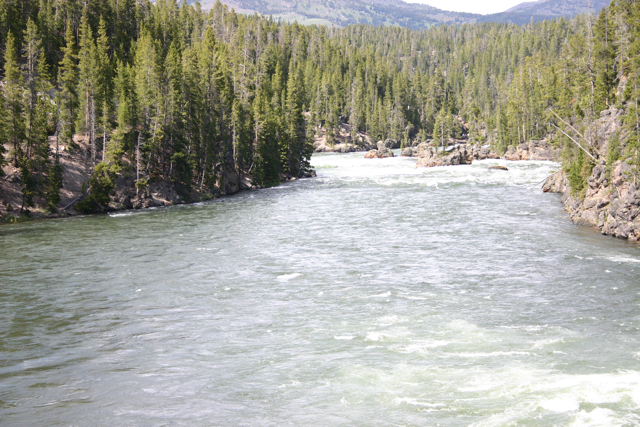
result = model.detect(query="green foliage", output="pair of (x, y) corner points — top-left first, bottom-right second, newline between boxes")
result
(19, 161), (36, 210)
(605, 132), (621, 182)
(46, 157), (63, 212)
(0, 0), (639, 214)
(566, 149), (594, 199)
(57, 24), (78, 150)
(74, 163), (118, 214)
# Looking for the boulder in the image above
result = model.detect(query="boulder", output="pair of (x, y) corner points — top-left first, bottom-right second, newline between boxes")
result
(505, 139), (557, 161)
(488, 165), (508, 171)
(365, 149), (394, 159)
(377, 139), (399, 150)
(473, 145), (499, 160)
(542, 171), (568, 193)
(401, 147), (415, 157)
(416, 144), (473, 168)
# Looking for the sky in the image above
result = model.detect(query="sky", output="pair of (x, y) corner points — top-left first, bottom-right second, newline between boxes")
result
(403, 0), (531, 15)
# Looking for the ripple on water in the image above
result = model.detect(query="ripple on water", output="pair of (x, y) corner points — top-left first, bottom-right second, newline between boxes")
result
(0, 153), (639, 426)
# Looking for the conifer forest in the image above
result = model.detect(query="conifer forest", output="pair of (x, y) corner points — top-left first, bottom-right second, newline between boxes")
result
(1, 0), (640, 213)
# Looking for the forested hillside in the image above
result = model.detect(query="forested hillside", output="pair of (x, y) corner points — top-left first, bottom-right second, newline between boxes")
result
(1, 0), (639, 217)
(477, 0), (610, 25)
(209, 0), (476, 29)
(208, 0), (610, 28)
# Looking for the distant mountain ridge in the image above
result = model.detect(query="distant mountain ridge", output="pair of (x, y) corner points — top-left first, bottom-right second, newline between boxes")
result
(484, 0), (610, 23)
(196, 0), (611, 28)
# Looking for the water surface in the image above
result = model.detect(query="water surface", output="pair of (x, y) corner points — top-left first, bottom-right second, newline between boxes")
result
(1, 153), (639, 426)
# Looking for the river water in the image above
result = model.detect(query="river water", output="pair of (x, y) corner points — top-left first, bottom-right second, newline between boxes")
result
(1, 152), (640, 426)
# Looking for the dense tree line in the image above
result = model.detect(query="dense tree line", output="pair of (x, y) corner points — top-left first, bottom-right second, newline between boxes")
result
(1, 0), (639, 212)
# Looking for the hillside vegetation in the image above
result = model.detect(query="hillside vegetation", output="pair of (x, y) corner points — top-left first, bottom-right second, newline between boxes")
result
(0, 0), (639, 219)
(212, 0), (610, 28)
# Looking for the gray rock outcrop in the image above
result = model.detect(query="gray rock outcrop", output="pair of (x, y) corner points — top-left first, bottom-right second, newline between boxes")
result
(416, 143), (474, 168)
(364, 149), (394, 159)
(542, 107), (640, 241)
(505, 139), (559, 161)
(472, 145), (499, 160)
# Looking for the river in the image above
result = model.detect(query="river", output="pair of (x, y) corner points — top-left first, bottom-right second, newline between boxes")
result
(1, 152), (639, 426)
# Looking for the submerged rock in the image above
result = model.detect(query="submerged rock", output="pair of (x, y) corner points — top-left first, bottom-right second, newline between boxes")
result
(488, 165), (508, 171)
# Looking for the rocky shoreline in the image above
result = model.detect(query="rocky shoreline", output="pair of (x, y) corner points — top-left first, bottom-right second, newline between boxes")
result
(542, 108), (640, 242)
(543, 160), (640, 242)
(0, 138), (316, 223)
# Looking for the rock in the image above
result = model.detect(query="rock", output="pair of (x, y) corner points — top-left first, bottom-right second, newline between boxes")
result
(473, 145), (499, 160)
(542, 107), (640, 242)
(542, 171), (568, 193)
(416, 144), (473, 168)
(488, 165), (508, 171)
(120, 196), (133, 210)
(314, 143), (359, 153)
(401, 147), (415, 157)
(612, 161), (633, 188)
(377, 140), (391, 151)
(240, 175), (255, 190)
(377, 139), (399, 150)
(365, 149), (394, 159)
(504, 139), (557, 161)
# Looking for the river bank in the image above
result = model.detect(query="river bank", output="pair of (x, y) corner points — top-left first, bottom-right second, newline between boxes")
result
(542, 108), (640, 242)
(0, 137), (315, 224)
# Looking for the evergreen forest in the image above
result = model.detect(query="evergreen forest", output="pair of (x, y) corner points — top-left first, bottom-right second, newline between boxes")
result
(1, 0), (640, 212)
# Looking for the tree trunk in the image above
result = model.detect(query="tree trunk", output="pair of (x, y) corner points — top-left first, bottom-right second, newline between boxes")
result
(90, 98), (96, 165)
(136, 130), (142, 195)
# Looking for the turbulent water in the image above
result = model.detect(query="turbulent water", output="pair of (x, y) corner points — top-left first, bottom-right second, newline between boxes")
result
(2, 152), (640, 426)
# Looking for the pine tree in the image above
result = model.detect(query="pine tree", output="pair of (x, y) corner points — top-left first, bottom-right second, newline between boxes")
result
(23, 18), (54, 196)
(96, 17), (113, 164)
(594, 7), (617, 112)
(433, 108), (451, 151)
(3, 31), (25, 167)
(57, 24), (78, 150)
(284, 59), (307, 177)
(76, 11), (99, 163)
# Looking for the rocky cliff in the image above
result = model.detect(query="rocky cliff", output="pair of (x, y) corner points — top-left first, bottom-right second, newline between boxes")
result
(543, 108), (640, 242)
(544, 161), (640, 241)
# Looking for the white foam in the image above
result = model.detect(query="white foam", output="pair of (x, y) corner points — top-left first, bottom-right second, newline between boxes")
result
(334, 335), (356, 340)
(376, 315), (407, 325)
(531, 338), (564, 349)
(108, 212), (133, 217)
(365, 331), (385, 341)
(393, 397), (445, 408)
(447, 351), (532, 358)
(366, 291), (391, 298)
(571, 408), (619, 426)
(605, 255), (640, 264)
(397, 340), (451, 354)
(277, 273), (301, 281)
(310, 153), (559, 188)
(540, 396), (579, 413)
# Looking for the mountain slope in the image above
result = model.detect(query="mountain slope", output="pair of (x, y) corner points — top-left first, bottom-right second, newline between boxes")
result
(480, 0), (611, 24)
(199, 0), (610, 28)
(200, 0), (477, 29)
